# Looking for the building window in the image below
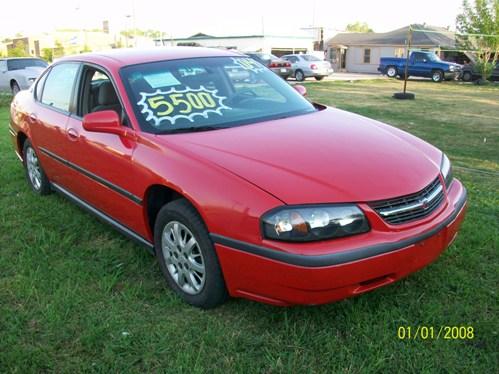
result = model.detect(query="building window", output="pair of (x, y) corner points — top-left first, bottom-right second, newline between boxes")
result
(363, 48), (371, 63)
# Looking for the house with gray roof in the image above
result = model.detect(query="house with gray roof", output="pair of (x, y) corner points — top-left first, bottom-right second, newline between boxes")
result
(326, 24), (458, 73)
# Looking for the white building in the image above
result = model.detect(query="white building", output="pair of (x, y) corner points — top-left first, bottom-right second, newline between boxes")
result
(155, 32), (316, 56)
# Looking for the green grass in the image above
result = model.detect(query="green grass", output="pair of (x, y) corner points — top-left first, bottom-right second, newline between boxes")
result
(1, 80), (498, 372)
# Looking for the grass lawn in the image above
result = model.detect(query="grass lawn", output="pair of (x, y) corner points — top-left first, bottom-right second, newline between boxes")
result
(0, 80), (497, 372)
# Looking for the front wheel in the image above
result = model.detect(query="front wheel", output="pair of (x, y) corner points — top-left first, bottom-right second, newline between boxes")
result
(154, 199), (228, 308)
(23, 140), (51, 195)
(431, 70), (444, 82)
(11, 81), (20, 96)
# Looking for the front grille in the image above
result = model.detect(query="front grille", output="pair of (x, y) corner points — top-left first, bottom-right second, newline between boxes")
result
(369, 178), (444, 225)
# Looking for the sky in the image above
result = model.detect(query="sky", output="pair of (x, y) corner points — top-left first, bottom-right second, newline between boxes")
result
(1, 0), (465, 38)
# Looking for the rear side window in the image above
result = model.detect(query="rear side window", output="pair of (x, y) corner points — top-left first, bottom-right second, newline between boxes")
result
(41, 63), (79, 112)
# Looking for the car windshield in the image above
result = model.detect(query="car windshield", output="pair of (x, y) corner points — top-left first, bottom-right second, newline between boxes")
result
(121, 56), (316, 134)
(7, 58), (48, 70)
(302, 55), (321, 61)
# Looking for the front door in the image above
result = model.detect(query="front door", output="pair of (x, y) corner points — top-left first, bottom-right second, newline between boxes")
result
(59, 65), (146, 237)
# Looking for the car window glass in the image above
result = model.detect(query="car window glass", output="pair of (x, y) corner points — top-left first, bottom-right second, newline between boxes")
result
(121, 56), (316, 134)
(35, 70), (49, 101)
(302, 55), (321, 61)
(0, 60), (7, 72)
(7, 58), (48, 70)
(41, 63), (79, 112)
(78, 67), (122, 118)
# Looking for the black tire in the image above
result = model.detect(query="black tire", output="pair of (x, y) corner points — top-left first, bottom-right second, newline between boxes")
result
(431, 70), (444, 83)
(393, 92), (415, 100)
(461, 71), (473, 82)
(314, 76), (325, 81)
(11, 81), (20, 96)
(23, 140), (51, 195)
(154, 199), (228, 308)
(386, 66), (398, 78)
(295, 69), (305, 81)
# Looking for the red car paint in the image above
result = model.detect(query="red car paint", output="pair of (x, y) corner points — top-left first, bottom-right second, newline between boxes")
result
(9, 48), (467, 306)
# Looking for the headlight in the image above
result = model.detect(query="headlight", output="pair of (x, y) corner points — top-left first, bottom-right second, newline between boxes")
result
(441, 153), (453, 189)
(449, 66), (455, 72)
(261, 204), (370, 242)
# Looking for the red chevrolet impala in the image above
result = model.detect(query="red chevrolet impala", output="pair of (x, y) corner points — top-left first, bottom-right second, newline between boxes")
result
(9, 48), (467, 308)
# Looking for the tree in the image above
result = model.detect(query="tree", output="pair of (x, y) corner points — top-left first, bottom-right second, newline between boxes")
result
(8, 41), (29, 57)
(41, 48), (53, 62)
(346, 22), (374, 33)
(456, 0), (499, 81)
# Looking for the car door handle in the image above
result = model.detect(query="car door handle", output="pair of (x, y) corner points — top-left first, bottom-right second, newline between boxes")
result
(67, 127), (79, 140)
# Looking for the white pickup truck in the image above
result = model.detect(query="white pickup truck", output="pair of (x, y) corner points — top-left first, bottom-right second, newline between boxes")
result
(0, 57), (48, 95)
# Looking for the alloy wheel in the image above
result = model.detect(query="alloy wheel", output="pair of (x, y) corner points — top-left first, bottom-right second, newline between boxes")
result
(161, 221), (206, 295)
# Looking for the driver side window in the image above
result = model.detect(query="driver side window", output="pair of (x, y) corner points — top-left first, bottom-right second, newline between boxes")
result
(78, 67), (122, 117)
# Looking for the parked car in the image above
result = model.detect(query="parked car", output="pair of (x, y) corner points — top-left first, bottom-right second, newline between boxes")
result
(378, 51), (462, 82)
(460, 62), (499, 82)
(10, 48), (467, 308)
(245, 52), (292, 79)
(0, 57), (48, 95)
(281, 54), (334, 81)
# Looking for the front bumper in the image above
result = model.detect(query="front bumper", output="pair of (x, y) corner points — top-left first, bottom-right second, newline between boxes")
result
(213, 179), (467, 306)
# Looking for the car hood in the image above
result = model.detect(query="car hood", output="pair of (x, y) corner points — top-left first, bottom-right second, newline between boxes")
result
(157, 108), (442, 204)
(23, 66), (45, 76)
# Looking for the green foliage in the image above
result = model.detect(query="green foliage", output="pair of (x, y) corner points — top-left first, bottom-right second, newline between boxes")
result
(120, 28), (162, 38)
(7, 41), (29, 57)
(456, 0), (499, 80)
(346, 22), (374, 33)
(53, 40), (65, 58)
(41, 48), (53, 63)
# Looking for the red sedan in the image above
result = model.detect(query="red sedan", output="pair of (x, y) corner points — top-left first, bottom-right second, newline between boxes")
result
(9, 48), (467, 308)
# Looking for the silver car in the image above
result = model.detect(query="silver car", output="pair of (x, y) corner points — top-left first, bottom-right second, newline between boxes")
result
(281, 54), (334, 81)
(0, 57), (48, 95)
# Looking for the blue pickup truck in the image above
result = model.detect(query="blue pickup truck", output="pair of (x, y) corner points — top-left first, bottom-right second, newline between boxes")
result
(378, 51), (462, 82)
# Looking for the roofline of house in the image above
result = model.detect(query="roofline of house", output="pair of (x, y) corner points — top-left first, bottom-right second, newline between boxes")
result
(328, 43), (449, 48)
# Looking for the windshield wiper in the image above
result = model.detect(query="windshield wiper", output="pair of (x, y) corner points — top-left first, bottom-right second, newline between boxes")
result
(158, 125), (229, 134)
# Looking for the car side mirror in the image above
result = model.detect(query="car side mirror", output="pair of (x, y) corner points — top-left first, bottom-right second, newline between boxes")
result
(293, 84), (307, 97)
(83, 110), (127, 136)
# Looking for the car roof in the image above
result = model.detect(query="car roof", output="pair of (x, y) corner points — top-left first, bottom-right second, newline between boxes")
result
(57, 47), (244, 69)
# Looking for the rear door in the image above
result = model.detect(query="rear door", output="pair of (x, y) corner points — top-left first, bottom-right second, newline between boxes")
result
(30, 62), (81, 184)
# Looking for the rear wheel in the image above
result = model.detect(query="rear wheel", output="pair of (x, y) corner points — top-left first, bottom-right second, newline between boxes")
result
(386, 66), (397, 78)
(295, 69), (305, 81)
(11, 81), (20, 96)
(23, 140), (51, 195)
(154, 199), (228, 308)
(431, 70), (444, 82)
